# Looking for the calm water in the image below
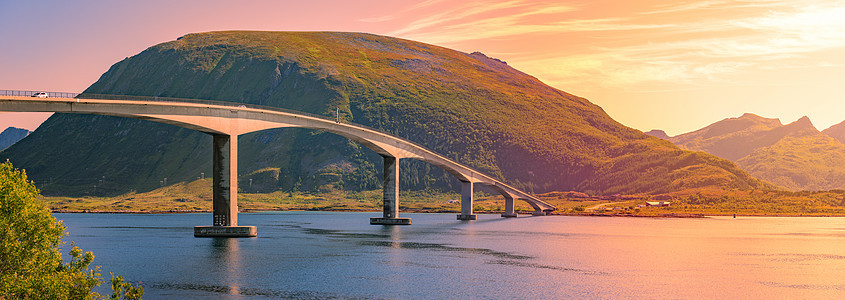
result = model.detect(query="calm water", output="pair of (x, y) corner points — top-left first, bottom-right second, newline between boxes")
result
(57, 212), (845, 299)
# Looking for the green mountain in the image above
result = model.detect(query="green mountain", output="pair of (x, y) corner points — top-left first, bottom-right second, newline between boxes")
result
(670, 114), (845, 191)
(1, 31), (767, 196)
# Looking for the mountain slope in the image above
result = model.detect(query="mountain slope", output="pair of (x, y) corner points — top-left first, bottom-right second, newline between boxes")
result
(671, 113), (845, 191)
(0, 127), (31, 151)
(822, 120), (845, 144)
(737, 134), (845, 190)
(669, 113), (788, 161)
(1, 31), (767, 196)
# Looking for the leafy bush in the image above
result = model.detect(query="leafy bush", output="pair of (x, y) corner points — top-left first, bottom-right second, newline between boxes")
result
(0, 160), (143, 299)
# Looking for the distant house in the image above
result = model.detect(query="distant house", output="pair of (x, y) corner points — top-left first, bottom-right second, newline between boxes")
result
(647, 194), (673, 207)
(651, 194), (674, 201)
(446, 199), (460, 204)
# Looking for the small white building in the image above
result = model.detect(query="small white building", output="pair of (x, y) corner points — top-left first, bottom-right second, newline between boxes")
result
(646, 201), (670, 207)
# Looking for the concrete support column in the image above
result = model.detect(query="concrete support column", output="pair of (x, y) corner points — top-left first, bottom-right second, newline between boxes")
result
(370, 156), (411, 225)
(195, 134), (256, 237)
(457, 181), (476, 220)
(212, 133), (238, 226)
(501, 195), (517, 218)
(382, 156), (399, 219)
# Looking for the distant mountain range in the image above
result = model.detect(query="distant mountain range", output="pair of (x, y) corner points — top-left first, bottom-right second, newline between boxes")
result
(0, 127), (30, 151)
(1, 31), (767, 196)
(647, 113), (845, 191)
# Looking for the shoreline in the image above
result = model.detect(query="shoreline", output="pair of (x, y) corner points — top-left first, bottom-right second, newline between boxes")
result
(51, 208), (845, 218)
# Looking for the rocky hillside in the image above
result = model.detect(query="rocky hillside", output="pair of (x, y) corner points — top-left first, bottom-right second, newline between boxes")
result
(1, 31), (767, 196)
(670, 113), (845, 191)
(0, 127), (30, 151)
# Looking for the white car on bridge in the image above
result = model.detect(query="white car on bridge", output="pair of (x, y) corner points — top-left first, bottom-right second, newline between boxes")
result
(32, 92), (48, 98)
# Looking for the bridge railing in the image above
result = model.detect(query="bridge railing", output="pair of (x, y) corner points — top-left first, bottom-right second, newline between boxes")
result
(1, 89), (389, 136)
(1, 89), (443, 160)
(0, 89), (540, 199)
(77, 92), (341, 126)
(0, 90), (79, 98)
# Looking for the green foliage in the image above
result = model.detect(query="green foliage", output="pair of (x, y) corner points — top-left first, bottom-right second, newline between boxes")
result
(0, 160), (142, 299)
(737, 134), (845, 190)
(110, 274), (144, 300)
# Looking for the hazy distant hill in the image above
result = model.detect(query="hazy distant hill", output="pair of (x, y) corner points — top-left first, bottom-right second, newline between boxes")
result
(670, 113), (845, 190)
(822, 121), (845, 144)
(669, 113), (786, 161)
(0, 127), (30, 151)
(1, 31), (766, 196)
(644, 130), (670, 140)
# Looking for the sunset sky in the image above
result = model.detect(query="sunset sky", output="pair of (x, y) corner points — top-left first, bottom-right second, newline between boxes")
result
(2, 0), (844, 135)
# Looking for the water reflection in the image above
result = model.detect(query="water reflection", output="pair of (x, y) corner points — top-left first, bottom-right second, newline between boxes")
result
(379, 224), (403, 249)
(207, 238), (243, 296)
(56, 213), (845, 298)
(379, 225), (405, 271)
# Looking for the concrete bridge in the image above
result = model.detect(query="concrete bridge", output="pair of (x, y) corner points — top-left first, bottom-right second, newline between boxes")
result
(0, 91), (556, 237)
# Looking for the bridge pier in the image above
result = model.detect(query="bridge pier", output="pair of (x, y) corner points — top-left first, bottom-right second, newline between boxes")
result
(529, 202), (549, 216)
(195, 134), (256, 237)
(457, 181), (476, 220)
(371, 156), (411, 225)
(532, 209), (550, 216)
(501, 195), (518, 218)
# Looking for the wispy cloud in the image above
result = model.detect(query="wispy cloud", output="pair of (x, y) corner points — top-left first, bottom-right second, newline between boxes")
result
(408, 0), (451, 10)
(357, 16), (396, 23)
(358, 15), (396, 23)
(729, 4), (845, 54)
(524, 1), (845, 90)
(640, 1), (731, 15)
(357, 0), (450, 23)
(444, 16), (671, 36)
(390, 1), (532, 37)
(376, 0), (845, 94)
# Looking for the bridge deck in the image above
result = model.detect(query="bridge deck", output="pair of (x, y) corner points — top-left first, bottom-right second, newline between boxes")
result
(1, 91), (556, 233)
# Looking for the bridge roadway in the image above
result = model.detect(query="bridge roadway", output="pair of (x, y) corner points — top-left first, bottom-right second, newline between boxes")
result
(0, 93), (555, 237)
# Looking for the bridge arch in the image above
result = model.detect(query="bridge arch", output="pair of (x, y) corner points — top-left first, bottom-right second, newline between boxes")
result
(0, 94), (555, 235)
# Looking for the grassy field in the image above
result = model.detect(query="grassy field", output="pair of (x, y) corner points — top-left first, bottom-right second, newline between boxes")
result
(41, 178), (608, 214)
(40, 179), (845, 217)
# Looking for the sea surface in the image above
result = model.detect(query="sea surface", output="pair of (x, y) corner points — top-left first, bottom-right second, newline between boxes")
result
(56, 212), (845, 299)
